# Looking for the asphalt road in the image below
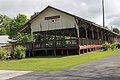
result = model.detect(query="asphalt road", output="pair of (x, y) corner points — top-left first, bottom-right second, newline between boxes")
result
(8, 51), (120, 80)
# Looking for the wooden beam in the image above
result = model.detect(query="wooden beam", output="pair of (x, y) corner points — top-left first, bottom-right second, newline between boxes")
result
(85, 26), (88, 38)
(75, 18), (80, 55)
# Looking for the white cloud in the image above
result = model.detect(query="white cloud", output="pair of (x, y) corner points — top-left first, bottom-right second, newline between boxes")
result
(0, 0), (120, 28)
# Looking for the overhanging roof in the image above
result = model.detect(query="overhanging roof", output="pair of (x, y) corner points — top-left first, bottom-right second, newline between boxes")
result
(16, 6), (120, 36)
(0, 35), (11, 44)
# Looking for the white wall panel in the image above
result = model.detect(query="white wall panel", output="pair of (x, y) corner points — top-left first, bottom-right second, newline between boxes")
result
(31, 8), (76, 33)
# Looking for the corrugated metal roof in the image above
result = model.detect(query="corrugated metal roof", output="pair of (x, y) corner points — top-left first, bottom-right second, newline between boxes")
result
(0, 35), (10, 44)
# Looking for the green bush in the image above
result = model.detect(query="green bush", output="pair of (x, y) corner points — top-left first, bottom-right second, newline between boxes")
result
(102, 42), (111, 51)
(0, 48), (10, 61)
(111, 44), (116, 51)
(116, 43), (120, 49)
(14, 45), (26, 59)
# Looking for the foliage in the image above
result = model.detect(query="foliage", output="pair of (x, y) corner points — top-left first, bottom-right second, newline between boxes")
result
(116, 43), (120, 49)
(0, 49), (119, 71)
(15, 32), (32, 43)
(0, 14), (28, 40)
(14, 45), (26, 59)
(102, 42), (120, 51)
(33, 34), (54, 42)
(113, 28), (120, 34)
(0, 48), (10, 61)
(111, 44), (116, 51)
(102, 42), (111, 51)
(0, 14), (12, 35)
(33, 34), (65, 42)
(9, 14), (28, 39)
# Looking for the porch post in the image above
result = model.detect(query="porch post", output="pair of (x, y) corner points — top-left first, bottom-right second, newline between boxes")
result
(31, 41), (34, 57)
(31, 32), (34, 41)
(104, 33), (107, 41)
(75, 18), (80, 55)
(112, 35), (115, 43)
(85, 26), (88, 38)
(61, 49), (64, 55)
(97, 29), (99, 40)
(54, 35), (56, 56)
(45, 49), (47, 56)
(91, 27), (94, 45)
(101, 31), (103, 40)
(109, 34), (112, 43)
(111, 35), (113, 43)
(30, 31), (34, 57)
(84, 26), (88, 45)
(28, 50), (31, 57)
(91, 27), (94, 39)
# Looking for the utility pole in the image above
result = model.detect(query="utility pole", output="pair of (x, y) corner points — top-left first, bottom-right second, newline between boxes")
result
(102, 0), (105, 27)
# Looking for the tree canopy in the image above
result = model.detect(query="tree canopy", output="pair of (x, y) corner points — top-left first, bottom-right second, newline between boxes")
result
(0, 14), (31, 42)
(0, 14), (11, 35)
(113, 28), (120, 34)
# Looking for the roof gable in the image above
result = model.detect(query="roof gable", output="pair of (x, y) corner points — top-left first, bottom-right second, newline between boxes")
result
(17, 6), (120, 36)
(29, 6), (77, 23)
(18, 5), (104, 30)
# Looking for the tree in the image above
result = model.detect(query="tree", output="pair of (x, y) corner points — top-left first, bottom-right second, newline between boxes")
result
(0, 14), (28, 37)
(0, 14), (11, 35)
(9, 14), (28, 39)
(33, 34), (55, 42)
(0, 13), (32, 43)
(113, 28), (120, 34)
(15, 32), (32, 43)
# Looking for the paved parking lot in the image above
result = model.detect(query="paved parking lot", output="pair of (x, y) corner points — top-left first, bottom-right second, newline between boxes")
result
(1, 52), (120, 80)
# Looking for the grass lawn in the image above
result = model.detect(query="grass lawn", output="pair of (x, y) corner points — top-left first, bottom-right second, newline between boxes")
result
(0, 49), (120, 72)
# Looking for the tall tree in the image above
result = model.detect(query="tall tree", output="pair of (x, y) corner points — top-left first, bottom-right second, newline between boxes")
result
(9, 14), (28, 39)
(0, 14), (31, 42)
(0, 14), (11, 35)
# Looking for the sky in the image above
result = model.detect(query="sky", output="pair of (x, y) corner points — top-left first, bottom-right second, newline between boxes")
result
(0, 0), (120, 29)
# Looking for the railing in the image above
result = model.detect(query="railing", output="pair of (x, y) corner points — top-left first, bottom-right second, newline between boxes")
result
(80, 38), (105, 46)
(33, 39), (77, 49)
(15, 38), (105, 50)
(15, 42), (33, 50)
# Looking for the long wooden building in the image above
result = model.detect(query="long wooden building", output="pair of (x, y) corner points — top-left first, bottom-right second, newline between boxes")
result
(17, 6), (120, 57)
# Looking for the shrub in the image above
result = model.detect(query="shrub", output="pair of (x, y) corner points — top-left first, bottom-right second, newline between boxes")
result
(116, 43), (120, 49)
(102, 42), (111, 51)
(111, 44), (116, 51)
(0, 48), (10, 61)
(14, 45), (26, 59)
